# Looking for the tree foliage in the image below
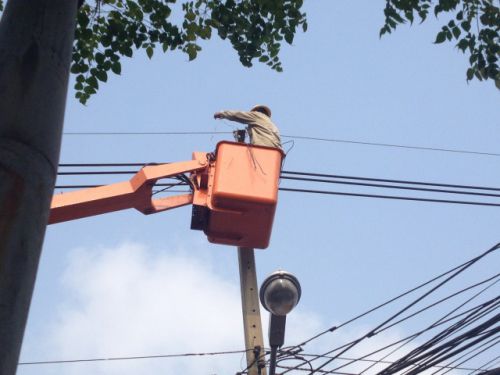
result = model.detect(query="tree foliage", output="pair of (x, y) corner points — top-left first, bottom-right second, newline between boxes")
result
(0, 1), (497, 104)
(381, 0), (499, 89)
(0, 0), (297, 104)
(68, 0), (307, 104)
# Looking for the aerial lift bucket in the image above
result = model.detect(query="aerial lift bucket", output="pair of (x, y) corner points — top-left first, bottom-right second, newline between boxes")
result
(50, 141), (284, 249)
(191, 141), (284, 249)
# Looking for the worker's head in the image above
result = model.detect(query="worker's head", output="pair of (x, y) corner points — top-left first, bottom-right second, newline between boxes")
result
(251, 105), (272, 118)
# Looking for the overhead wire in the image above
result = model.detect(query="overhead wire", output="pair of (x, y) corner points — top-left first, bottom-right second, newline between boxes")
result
(17, 246), (499, 373)
(280, 171), (500, 193)
(292, 244), (500, 349)
(18, 348), (249, 366)
(280, 244), (500, 374)
(55, 165), (500, 207)
(284, 299), (499, 375)
(473, 355), (500, 374)
(296, 353), (480, 372)
(431, 337), (500, 375)
(375, 308), (499, 375)
(279, 187), (500, 208)
(356, 278), (500, 375)
(57, 167), (500, 195)
(312, 301), (500, 375)
(380, 320), (500, 375)
(57, 169), (500, 197)
(61, 131), (500, 157)
(51, 160), (500, 372)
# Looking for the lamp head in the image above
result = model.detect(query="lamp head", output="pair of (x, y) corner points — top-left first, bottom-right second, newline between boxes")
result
(260, 270), (301, 316)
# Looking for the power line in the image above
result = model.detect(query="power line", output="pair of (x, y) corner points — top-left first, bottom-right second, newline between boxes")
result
(281, 243), (500, 375)
(281, 135), (500, 158)
(281, 171), (500, 193)
(61, 131), (500, 157)
(57, 165), (500, 193)
(55, 165), (500, 207)
(57, 170), (500, 197)
(279, 187), (500, 208)
(280, 176), (500, 199)
(63, 131), (232, 136)
(295, 354), (481, 372)
(52, 184), (500, 207)
(18, 349), (248, 366)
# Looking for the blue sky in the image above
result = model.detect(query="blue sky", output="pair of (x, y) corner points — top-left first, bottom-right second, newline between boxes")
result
(17, 2), (499, 374)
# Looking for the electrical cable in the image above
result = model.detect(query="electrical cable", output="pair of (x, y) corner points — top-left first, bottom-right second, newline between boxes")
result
(381, 324), (500, 375)
(296, 353), (480, 372)
(293, 245), (500, 350)
(373, 300), (500, 375)
(280, 171), (500, 193)
(473, 355), (500, 374)
(357, 278), (500, 375)
(60, 131), (500, 157)
(54, 185), (500, 208)
(57, 165), (500, 193)
(431, 337), (500, 375)
(320, 292), (500, 375)
(279, 187), (500, 208)
(18, 349), (249, 365)
(282, 244), (500, 375)
(280, 175), (500, 198)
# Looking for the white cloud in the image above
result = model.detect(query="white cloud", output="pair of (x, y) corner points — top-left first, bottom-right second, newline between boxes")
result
(19, 242), (457, 375)
(44, 242), (248, 374)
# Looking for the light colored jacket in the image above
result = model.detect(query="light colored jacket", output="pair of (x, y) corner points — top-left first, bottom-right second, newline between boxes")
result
(219, 110), (282, 150)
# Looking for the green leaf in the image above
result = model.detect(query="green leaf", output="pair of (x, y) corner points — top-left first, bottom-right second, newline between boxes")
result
(259, 55), (269, 62)
(87, 75), (99, 89)
(466, 67), (474, 81)
(186, 44), (197, 61)
(95, 52), (105, 65)
(95, 69), (108, 82)
(434, 31), (446, 44)
(457, 38), (468, 52)
(146, 46), (154, 59)
(70, 64), (80, 74)
(123, 46), (133, 57)
(452, 27), (461, 39)
(84, 85), (96, 95)
(111, 61), (121, 75)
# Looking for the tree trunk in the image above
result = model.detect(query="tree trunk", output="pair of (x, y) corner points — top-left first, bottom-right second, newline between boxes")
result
(0, 1), (77, 373)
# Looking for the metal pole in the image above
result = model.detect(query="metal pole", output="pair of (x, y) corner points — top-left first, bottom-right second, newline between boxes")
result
(233, 129), (267, 375)
(238, 247), (267, 375)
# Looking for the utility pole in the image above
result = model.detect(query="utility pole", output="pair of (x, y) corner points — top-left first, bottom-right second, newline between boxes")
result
(234, 130), (267, 375)
(0, 1), (78, 374)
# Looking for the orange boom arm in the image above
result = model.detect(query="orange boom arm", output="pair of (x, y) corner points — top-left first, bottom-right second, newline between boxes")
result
(50, 142), (284, 249)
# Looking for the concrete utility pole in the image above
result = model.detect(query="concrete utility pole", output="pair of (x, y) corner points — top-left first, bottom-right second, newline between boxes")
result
(238, 247), (267, 375)
(0, 1), (78, 373)
(233, 129), (267, 375)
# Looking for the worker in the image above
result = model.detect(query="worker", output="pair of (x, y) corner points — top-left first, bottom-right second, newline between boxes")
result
(213, 105), (282, 150)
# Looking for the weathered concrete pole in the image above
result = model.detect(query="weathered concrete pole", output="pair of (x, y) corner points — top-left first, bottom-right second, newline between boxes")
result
(0, 1), (78, 373)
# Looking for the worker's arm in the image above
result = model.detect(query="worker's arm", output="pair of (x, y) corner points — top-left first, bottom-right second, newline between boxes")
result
(214, 110), (258, 125)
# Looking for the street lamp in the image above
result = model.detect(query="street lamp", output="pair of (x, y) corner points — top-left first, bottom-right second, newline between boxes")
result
(260, 270), (301, 375)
